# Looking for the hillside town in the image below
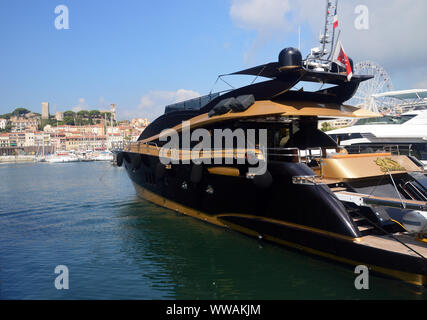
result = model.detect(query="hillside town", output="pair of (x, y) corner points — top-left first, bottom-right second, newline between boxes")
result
(0, 102), (149, 158)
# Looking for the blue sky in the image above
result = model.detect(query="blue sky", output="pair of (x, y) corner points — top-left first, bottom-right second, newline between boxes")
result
(1, 0), (426, 120)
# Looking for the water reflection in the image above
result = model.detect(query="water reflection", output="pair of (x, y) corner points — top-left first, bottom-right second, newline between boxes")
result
(0, 162), (424, 299)
(117, 196), (426, 299)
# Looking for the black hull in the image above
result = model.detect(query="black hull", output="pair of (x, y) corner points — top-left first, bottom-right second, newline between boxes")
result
(123, 151), (427, 286)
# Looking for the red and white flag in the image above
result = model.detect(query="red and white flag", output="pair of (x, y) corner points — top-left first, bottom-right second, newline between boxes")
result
(333, 41), (353, 81)
(333, 8), (338, 29)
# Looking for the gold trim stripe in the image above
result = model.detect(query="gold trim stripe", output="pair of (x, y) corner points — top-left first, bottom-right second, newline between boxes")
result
(216, 213), (361, 242)
(133, 183), (226, 227)
(125, 144), (264, 162)
(225, 220), (426, 286)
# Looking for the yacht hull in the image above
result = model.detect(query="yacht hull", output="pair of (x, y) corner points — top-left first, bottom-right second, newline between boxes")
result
(123, 151), (427, 287)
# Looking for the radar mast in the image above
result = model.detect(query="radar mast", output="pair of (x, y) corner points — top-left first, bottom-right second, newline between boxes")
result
(305, 0), (338, 72)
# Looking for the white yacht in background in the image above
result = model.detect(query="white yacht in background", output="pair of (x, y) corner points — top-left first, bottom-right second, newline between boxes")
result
(76, 150), (95, 162)
(46, 151), (79, 163)
(93, 150), (114, 161)
(327, 89), (427, 167)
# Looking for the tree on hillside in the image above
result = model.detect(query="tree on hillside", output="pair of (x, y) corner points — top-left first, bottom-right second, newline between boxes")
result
(12, 108), (31, 116)
(101, 112), (112, 124)
(77, 110), (90, 118)
(89, 110), (101, 118)
(321, 122), (334, 132)
(0, 113), (12, 119)
(89, 110), (101, 123)
(64, 111), (76, 118)
(63, 116), (75, 125)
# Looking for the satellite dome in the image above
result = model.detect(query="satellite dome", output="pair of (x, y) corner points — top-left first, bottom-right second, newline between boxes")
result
(278, 48), (302, 71)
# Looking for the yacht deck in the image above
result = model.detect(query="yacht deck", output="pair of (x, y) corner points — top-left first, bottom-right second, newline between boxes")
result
(359, 234), (427, 259)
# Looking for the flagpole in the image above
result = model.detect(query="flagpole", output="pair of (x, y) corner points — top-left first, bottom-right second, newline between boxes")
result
(332, 29), (341, 58)
(330, 29), (341, 71)
(321, 0), (330, 59)
(327, 0), (339, 61)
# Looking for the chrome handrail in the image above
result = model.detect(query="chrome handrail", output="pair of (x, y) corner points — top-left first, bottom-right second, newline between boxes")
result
(346, 144), (416, 157)
(267, 146), (326, 177)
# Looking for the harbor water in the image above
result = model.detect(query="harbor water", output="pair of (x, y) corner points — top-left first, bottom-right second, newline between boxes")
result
(0, 161), (425, 299)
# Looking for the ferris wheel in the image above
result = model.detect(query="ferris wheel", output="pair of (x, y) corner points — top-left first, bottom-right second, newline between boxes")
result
(349, 61), (395, 113)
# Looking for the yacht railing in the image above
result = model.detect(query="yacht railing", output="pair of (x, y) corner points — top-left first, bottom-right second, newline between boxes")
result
(132, 142), (346, 178)
(267, 147), (325, 177)
(345, 144), (414, 157)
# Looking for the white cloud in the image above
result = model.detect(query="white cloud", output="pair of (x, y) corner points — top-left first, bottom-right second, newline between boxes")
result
(230, 0), (292, 63)
(125, 89), (201, 121)
(292, 1), (427, 84)
(174, 89), (201, 103)
(72, 97), (88, 112)
(230, 0), (291, 32)
(231, 0), (427, 88)
(328, 1), (427, 70)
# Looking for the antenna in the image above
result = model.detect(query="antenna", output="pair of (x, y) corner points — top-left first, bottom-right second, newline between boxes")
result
(327, 0), (338, 60)
(320, 0), (337, 58)
(305, 0), (338, 71)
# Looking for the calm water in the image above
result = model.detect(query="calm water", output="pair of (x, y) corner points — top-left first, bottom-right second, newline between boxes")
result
(0, 161), (425, 300)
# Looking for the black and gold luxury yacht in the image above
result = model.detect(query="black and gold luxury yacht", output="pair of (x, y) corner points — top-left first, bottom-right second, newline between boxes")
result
(117, 50), (427, 286)
(117, 5), (427, 286)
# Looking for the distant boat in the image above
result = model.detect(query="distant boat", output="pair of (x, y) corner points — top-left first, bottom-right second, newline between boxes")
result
(46, 151), (79, 163)
(94, 151), (114, 161)
(76, 150), (95, 162)
(35, 155), (47, 162)
(34, 135), (47, 162)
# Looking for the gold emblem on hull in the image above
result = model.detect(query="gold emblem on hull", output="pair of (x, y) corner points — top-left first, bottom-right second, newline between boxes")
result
(374, 157), (406, 172)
